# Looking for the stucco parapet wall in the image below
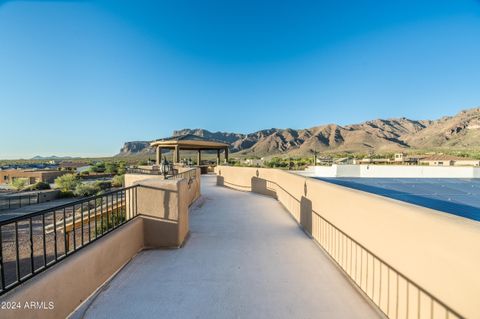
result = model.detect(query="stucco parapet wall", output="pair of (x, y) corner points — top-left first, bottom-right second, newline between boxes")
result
(0, 218), (145, 319)
(125, 172), (200, 248)
(215, 165), (480, 319)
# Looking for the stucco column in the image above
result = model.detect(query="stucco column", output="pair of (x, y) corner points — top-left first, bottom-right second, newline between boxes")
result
(197, 150), (202, 165)
(175, 146), (180, 163)
(156, 146), (161, 165)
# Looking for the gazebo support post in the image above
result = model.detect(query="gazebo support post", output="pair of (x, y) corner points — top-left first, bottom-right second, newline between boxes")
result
(174, 146), (180, 163)
(156, 146), (161, 165)
(216, 149), (221, 165)
(197, 150), (202, 165)
(225, 147), (229, 163)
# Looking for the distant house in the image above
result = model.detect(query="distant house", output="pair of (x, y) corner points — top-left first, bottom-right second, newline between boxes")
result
(0, 169), (67, 185)
(315, 157), (333, 165)
(418, 155), (480, 166)
(356, 158), (391, 164)
(244, 158), (264, 166)
(333, 157), (354, 165)
(393, 153), (425, 165)
(59, 162), (90, 172)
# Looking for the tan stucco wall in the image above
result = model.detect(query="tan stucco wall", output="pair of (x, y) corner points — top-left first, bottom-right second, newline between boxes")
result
(134, 179), (188, 248)
(124, 170), (200, 248)
(215, 166), (480, 319)
(0, 170), (67, 185)
(0, 218), (144, 319)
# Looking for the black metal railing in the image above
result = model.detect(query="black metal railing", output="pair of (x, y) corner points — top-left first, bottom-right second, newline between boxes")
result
(127, 167), (197, 181)
(0, 186), (139, 296)
(126, 167), (163, 175)
(172, 168), (197, 182)
(0, 193), (39, 211)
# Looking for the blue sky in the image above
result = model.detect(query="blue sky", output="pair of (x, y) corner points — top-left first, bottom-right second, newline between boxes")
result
(1, 0), (480, 159)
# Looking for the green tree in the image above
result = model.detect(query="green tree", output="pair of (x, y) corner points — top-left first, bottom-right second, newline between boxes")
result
(117, 162), (127, 175)
(105, 162), (118, 174)
(10, 178), (28, 190)
(54, 174), (80, 192)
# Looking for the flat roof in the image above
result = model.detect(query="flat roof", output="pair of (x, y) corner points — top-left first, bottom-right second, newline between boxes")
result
(316, 178), (480, 222)
(73, 176), (380, 319)
(150, 134), (229, 150)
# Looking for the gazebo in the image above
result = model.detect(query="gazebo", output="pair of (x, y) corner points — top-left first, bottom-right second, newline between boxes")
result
(150, 134), (230, 165)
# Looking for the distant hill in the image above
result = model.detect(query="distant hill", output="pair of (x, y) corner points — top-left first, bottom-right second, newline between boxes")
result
(116, 108), (480, 157)
(31, 155), (77, 160)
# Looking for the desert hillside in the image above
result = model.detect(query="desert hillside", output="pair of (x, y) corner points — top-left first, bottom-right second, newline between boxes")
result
(117, 108), (480, 157)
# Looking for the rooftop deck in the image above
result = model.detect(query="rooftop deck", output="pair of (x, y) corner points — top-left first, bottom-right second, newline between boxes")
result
(74, 175), (380, 318)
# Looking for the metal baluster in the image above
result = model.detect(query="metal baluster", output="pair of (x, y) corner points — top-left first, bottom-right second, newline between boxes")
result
(88, 200), (91, 243)
(406, 282), (410, 319)
(0, 226), (5, 290)
(366, 253), (369, 296)
(350, 239), (353, 277)
(63, 208), (68, 255)
(101, 196), (104, 234)
(418, 289), (421, 319)
(372, 256), (375, 301)
(94, 197), (98, 239)
(29, 217), (34, 274)
(72, 205), (76, 251)
(81, 202), (84, 246)
(106, 195), (109, 231)
(53, 212), (57, 261)
(396, 274), (400, 319)
(379, 261), (382, 310)
(360, 249), (363, 289)
(355, 243), (358, 282)
(42, 214), (47, 267)
(15, 221), (20, 282)
(116, 191), (119, 227)
(135, 186), (138, 216)
(387, 268), (391, 316)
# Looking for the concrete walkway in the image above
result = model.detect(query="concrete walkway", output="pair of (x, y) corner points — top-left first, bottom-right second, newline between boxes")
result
(78, 175), (381, 319)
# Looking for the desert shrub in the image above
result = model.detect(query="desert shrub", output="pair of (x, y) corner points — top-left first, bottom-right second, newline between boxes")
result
(95, 208), (126, 235)
(105, 162), (118, 174)
(117, 162), (127, 175)
(23, 181), (51, 191)
(95, 181), (112, 190)
(54, 174), (80, 192)
(58, 190), (75, 198)
(111, 175), (124, 187)
(89, 162), (106, 173)
(10, 178), (28, 190)
(74, 183), (101, 197)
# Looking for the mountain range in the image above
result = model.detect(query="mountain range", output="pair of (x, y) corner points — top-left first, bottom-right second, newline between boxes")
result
(31, 155), (77, 160)
(117, 108), (480, 157)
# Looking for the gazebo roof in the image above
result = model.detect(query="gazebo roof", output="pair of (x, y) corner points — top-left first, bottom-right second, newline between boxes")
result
(150, 134), (229, 150)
